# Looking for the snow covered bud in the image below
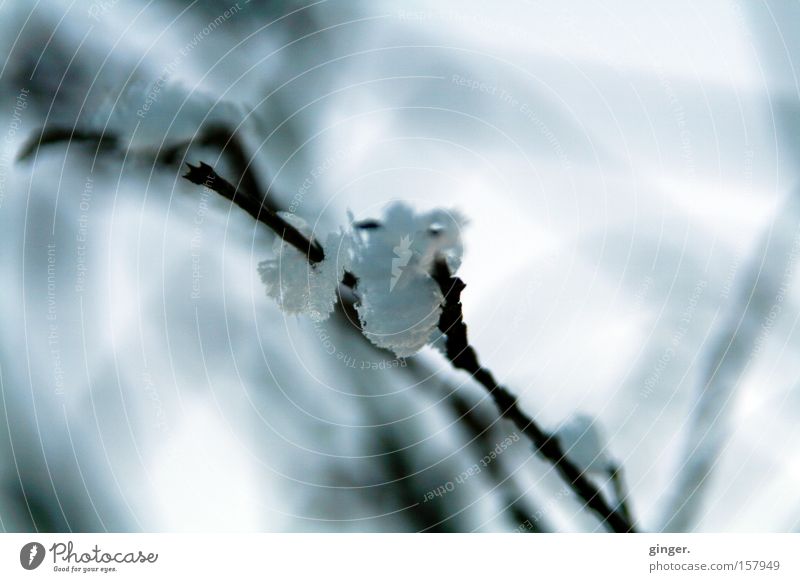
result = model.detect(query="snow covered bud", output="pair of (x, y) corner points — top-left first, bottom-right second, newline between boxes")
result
(257, 202), (466, 358)
(347, 203), (466, 357)
(258, 213), (351, 322)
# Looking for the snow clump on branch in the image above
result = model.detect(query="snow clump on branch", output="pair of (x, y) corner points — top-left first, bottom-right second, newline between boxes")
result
(349, 203), (466, 357)
(258, 213), (351, 322)
(258, 202), (467, 357)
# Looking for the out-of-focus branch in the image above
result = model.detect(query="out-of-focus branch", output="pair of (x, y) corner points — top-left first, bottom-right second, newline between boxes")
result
(416, 366), (552, 533)
(609, 465), (634, 527)
(17, 127), (118, 161)
(429, 259), (636, 533)
(659, 3), (800, 532)
(658, 194), (800, 531)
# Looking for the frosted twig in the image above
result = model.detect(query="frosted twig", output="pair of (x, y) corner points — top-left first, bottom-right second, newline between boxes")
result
(182, 162), (636, 532)
(182, 162), (325, 263)
(19, 123), (634, 532)
(430, 259), (636, 533)
(186, 163), (636, 531)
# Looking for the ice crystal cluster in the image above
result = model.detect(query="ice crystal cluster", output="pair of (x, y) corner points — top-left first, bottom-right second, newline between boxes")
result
(258, 203), (466, 357)
(257, 213), (351, 323)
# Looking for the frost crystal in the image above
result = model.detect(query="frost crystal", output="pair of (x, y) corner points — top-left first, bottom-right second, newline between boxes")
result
(553, 414), (612, 475)
(258, 203), (466, 357)
(258, 213), (350, 322)
(348, 203), (466, 357)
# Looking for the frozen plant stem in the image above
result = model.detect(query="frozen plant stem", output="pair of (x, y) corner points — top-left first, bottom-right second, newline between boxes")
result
(183, 162), (324, 262)
(185, 161), (636, 533)
(19, 123), (637, 532)
(429, 260), (635, 533)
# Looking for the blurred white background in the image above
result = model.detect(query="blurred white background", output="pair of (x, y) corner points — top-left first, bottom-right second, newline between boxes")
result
(0, 0), (799, 532)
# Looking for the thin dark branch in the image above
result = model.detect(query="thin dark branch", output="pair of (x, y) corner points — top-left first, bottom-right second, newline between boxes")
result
(184, 163), (637, 532)
(182, 161), (325, 263)
(19, 122), (279, 213)
(178, 156), (365, 328)
(22, 122), (637, 532)
(157, 123), (270, 210)
(16, 125), (348, 313)
(429, 259), (637, 533)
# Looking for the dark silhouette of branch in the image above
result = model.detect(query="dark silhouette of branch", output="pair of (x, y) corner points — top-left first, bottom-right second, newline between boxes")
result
(184, 164), (636, 532)
(182, 162), (636, 532)
(19, 123), (637, 532)
(429, 259), (636, 533)
(157, 124), (269, 210)
(18, 121), (278, 212)
(182, 162), (324, 263)
(17, 125), (340, 303)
